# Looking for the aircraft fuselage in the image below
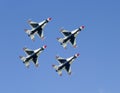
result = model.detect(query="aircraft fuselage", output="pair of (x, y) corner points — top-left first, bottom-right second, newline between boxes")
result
(30, 20), (49, 35)
(24, 48), (43, 62)
(63, 29), (80, 43)
(57, 56), (77, 71)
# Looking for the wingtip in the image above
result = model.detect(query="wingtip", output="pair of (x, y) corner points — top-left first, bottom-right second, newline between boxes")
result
(41, 36), (45, 40)
(64, 46), (67, 49)
(26, 65), (30, 68)
(74, 45), (77, 48)
(24, 29), (28, 32)
(56, 55), (59, 59)
(56, 38), (60, 40)
(69, 72), (72, 75)
(35, 64), (39, 67)
(23, 47), (27, 50)
(59, 27), (64, 32)
(27, 19), (31, 23)
(19, 56), (22, 59)
(60, 73), (62, 76)
(32, 38), (35, 42)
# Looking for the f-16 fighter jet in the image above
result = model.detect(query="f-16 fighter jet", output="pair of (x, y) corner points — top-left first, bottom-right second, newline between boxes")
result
(57, 26), (84, 48)
(19, 45), (47, 68)
(25, 17), (52, 41)
(52, 53), (80, 76)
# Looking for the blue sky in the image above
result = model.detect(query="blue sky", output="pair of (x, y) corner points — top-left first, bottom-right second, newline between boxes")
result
(0, 0), (120, 93)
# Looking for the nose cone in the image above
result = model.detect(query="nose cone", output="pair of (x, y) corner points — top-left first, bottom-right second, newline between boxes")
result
(75, 53), (80, 57)
(47, 17), (52, 21)
(43, 45), (47, 49)
(80, 25), (85, 29)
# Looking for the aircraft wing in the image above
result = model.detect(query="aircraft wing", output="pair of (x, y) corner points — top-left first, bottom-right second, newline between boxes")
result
(28, 20), (39, 28)
(32, 55), (38, 65)
(70, 36), (76, 47)
(56, 56), (66, 64)
(61, 29), (71, 36)
(37, 30), (44, 39)
(23, 48), (34, 55)
(74, 31), (80, 37)
(65, 63), (71, 75)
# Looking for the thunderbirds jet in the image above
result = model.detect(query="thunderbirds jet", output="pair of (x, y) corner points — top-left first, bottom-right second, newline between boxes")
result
(57, 26), (84, 48)
(19, 45), (47, 68)
(25, 17), (52, 41)
(52, 53), (80, 76)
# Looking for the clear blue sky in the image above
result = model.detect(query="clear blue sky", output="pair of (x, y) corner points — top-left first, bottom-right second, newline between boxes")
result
(0, 0), (120, 93)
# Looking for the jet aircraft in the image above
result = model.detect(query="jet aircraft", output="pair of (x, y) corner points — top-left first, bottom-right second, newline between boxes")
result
(25, 17), (52, 41)
(19, 45), (47, 68)
(52, 53), (80, 76)
(57, 26), (84, 48)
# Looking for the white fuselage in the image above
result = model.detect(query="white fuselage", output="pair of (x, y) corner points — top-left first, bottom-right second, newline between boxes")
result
(62, 28), (80, 43)
(25, 48), (42, 62)
(57, 56), (77, 71)
(30, 20), (49, 35)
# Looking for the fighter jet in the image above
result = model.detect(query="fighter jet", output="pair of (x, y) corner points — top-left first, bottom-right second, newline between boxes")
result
(52, 53), (80, 76)
(57, 26), (84, 48)
(19, 45), (47, 68)
(25, 17), (52, 41)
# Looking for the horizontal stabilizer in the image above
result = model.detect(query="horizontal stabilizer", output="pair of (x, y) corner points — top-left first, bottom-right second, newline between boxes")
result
(25, 29), (35, 41)
(52, 64), (58, 70)
(24, 29), (31, 35)
(58, 70), (62, 76)
(30, 35), (35, 41)
(25, 29), (35, 40)
(57, 38), (63, 43)
(57, 38), (67, 48)
(52, 65), (62, 76)
(19, 56), (30, 68)
(25, 62), (30, 68)
(19, 56), (26, 62)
